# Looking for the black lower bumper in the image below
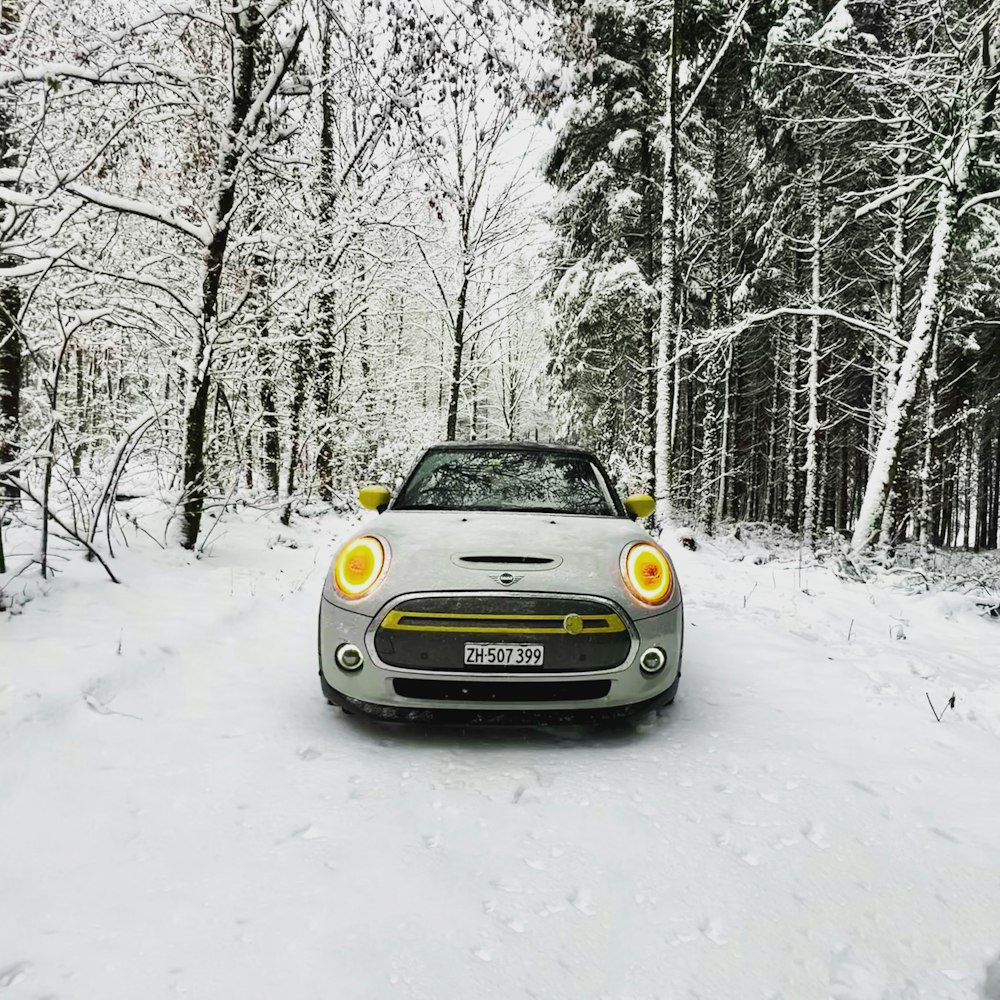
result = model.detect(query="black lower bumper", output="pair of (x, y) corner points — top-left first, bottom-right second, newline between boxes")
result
(320, 672), (680, 726)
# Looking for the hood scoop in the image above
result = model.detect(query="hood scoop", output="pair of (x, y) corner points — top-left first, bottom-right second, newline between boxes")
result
(451, 554), (563, 572)
(459, 555), (554, 565)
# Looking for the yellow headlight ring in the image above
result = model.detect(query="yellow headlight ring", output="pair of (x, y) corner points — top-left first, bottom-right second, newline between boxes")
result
(333, 535), (389, 599)
(621, 541), (673, 606)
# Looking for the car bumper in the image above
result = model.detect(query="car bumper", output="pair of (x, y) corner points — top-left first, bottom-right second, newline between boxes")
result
(318, 592), (683, 723)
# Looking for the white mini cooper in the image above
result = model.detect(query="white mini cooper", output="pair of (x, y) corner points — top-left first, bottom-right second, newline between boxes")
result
(317, 442), (684, 722)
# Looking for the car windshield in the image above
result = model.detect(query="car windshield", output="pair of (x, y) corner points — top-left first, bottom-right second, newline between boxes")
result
(394, 448), (619, 516)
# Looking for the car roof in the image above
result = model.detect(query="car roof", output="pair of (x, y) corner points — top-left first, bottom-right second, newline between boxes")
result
(423, 440), (598, 458)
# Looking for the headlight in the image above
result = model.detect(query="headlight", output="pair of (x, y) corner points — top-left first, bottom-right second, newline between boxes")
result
(333, 535), (388, 599)
(621, 542), (673, 605)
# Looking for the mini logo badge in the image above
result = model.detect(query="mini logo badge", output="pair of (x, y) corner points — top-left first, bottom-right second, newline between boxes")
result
(563, 613), (584, 635)
(492, 572), (523, 587)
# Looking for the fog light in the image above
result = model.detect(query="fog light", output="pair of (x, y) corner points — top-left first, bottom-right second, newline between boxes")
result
(335, 643), (364, 671)
(640, 647), (666, 674)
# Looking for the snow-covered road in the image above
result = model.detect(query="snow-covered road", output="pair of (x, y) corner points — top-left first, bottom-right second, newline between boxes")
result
(2, 517), (999, 999)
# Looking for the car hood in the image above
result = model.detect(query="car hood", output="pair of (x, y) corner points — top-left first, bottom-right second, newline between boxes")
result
(321, 509), (682, 620)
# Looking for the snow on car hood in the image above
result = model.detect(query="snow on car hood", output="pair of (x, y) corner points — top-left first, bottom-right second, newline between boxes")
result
(321, 509), (682, 619)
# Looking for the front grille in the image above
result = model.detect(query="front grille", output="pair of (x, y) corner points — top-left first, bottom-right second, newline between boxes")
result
(392, 679), (612, 702)
(374, 595), (633, 673)
(383, 611), (623, 634)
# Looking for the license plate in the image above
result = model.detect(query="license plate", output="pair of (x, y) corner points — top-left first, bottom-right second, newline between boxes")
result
(464, 643), (544, 667)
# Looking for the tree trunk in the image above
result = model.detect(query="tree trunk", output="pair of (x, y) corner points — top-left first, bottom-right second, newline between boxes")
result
(640, 126), (658, 493)
(0, 275), (20, 503)
(654, 0), (681, 518)
(281, 337), (309, 526)
(72, 347), (88, 475)
(802, 154), (823, 549)
(313, 7), (339, 502)
(445, 275), (469, 441)
(963, 426), (973, 549)
(917, 326), (939, 560)
(987, 426), (1000, 549)
(253, 251), (281, 499)
(765, 332), (781, 521)
(260, 381), (280, 498)
(851, 155), (964, 553)
(700, 107), (729, 534)
(783, 314), (800, 529)
(177, 11), (262, 549)
(0, 0), (23, 505)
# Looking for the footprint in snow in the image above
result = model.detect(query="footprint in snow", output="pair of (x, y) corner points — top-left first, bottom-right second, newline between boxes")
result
(568, 888), (596, 916)
(771, 834), (801, 851)
(983, 953), (1000, 999)
(802, 821), (831, 849)
(280, 823), (323, 843)
(492, 878), (529, 895)
(849, 780), (879, 797)
(699, 917), (726, 946)
(0, 964), (27, 988)
(512, 783), (543, 804)
(928, 826), (962, 844)
(297, 746), (321, 761)
(828, 945), (888, 1000)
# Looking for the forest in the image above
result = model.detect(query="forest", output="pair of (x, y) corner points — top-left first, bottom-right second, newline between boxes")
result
(4, 5), (1000, 992)
(2, 0), (1000, 583)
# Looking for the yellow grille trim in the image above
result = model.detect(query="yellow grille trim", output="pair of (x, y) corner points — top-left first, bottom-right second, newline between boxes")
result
(380, 610), (626, 635)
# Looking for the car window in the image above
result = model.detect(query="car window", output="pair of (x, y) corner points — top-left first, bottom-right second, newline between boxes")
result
(394, 449), (618, 516)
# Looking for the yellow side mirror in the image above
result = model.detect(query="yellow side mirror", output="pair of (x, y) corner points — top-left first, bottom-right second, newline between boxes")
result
(624, 494), (656, 520)
(358, 484), (392, 512)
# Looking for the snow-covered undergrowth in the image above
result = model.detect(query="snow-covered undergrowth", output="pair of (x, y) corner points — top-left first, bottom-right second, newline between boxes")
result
(694, 520), (1000, 613)
(3, 508), (1000, 999)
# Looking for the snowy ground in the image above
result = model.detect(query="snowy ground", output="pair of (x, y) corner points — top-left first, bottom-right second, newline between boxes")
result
(2, 509), (1000, 1000)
